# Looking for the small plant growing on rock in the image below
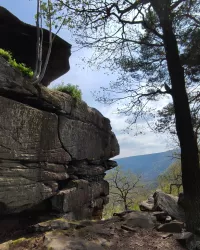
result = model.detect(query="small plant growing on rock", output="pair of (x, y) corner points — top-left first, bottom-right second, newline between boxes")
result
(0, 48), (12, 61)
(0, 48), (33, 78)
(53, 83), (82, 103)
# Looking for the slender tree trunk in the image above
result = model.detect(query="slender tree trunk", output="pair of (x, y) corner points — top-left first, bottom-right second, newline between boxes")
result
(152, 0), (200, 232)
(33, 0), (41, 80)
(124, 200), (128, 211)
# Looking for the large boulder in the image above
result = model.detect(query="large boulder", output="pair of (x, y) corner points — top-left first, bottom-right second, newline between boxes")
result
(153, 191), (185, 222)
(122, 211), (157, 229)
(0, 56), (119, 217)
(0, 6), (71, 86)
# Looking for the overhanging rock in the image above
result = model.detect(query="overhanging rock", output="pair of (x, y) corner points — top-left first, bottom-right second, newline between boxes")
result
(0, 6), (71, 86)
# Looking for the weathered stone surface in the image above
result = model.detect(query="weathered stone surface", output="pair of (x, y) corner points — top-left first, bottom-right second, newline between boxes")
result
(174, 232), (200, 250)
(0, 36), (119, 218)
(152, 211), (169, 222)
(39, 86), (74, 113)
(68, 161), (106, 177)
(0, 56), (119, 135)
(67, 160), (116, 182)
(33, 218), (70, 233)
(0, 162), (68, 213)
(0, 57), (37, 96)
(122, 211), (157, 229)
(0, 6), (71, 86)
(157, 221), (184, 233)
(153, 191), (185, 222)
(71, 101), (112, 131)
(0, 96), (71, 163)
(139, 195), (154, 211)
(51, 180), (109, 219)
(44, 231), (105, 250)
(59, 117), (119, 160)
(0, 56), (120, 136)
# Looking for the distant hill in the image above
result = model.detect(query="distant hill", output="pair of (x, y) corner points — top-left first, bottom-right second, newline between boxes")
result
(116, 150), (177, 181)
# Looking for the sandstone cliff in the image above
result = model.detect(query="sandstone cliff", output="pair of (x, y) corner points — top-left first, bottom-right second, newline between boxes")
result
(0, 56), (119, 219)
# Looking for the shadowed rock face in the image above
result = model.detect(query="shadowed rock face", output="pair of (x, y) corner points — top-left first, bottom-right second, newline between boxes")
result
(0, 6), (71, 86)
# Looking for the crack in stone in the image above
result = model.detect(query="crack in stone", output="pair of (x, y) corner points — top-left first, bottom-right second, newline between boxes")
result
(57, 115), (73, 160)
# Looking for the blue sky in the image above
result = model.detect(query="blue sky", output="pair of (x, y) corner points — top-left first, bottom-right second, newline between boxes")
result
(1, 0), (174, 158)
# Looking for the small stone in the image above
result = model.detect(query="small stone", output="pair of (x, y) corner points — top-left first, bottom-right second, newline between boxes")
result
(160, 233), (173, 239)
(165, 216), (172, 223)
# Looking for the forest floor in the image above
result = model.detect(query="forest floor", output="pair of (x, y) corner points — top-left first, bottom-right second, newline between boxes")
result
(0, 213), (186, 250)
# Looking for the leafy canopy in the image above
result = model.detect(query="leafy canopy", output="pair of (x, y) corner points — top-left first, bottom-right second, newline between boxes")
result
(49, 0), (200, 133)
(157, 161), (182, 196)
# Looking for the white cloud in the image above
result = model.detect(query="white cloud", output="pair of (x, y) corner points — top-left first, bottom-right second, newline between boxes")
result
(100, 103), (174, 159)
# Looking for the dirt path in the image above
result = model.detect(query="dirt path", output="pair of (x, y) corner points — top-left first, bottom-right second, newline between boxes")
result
(0, 218), (186, 250)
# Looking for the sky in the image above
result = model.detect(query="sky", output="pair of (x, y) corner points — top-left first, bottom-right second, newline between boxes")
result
(0, 0), (175, 158)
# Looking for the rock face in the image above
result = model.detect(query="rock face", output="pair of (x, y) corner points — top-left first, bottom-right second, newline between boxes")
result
(0, 56), (119, 219)
(153, 191), (185, 222)
(0, 6), (71, 86)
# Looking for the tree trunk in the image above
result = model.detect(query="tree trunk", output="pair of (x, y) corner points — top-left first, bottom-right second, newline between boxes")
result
(152, 0), (200, 232)
(124, 200), (128, 211)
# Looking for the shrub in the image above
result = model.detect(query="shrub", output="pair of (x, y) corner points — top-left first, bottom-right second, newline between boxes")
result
(0, 48), (33, 78)
(54, 83), (82, 103)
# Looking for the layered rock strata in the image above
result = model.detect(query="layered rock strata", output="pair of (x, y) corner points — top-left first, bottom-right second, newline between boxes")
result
(0, 56), (119, 219)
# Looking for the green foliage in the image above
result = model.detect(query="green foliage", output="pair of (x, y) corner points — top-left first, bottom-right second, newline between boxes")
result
(50, 0), (200, 135)
(157, 161), (182, 196)
(9, 60), (33, 78)
(53, 83), (82, 103)
(0, 48), (33, 78)
(0, 48), (12, 61)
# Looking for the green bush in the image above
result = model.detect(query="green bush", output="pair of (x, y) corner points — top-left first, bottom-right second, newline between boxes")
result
(54, 83), (82, 103)
(0, 48), (33, 78)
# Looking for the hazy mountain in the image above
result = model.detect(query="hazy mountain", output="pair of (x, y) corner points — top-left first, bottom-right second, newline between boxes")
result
(116, 150), (176, 181)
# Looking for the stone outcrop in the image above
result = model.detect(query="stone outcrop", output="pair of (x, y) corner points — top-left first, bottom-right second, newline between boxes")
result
(0, 56), (119, 219)
(153, 191), (185, 222)
(140, 191), (185, 222)
(0, 6), (71, 86)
